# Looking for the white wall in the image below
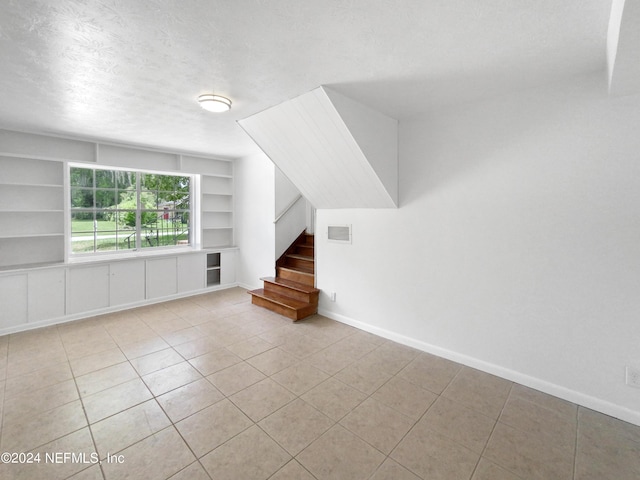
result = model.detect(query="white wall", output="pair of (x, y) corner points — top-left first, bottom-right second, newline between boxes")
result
(275, 167), (301, 216)
(235, 152), (276, 289)
(317, 72), (640, 425)
(324, 87), (399, 205)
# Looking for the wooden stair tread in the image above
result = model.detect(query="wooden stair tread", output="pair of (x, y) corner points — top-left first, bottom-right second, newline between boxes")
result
(261, 276), (319, 293)
(248, 289), (312, 310)
(286, 253), (313, 261)
(251, 230), (318, 320)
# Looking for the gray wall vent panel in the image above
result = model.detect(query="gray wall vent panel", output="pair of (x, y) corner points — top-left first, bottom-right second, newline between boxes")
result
(328, 225), (352, 243)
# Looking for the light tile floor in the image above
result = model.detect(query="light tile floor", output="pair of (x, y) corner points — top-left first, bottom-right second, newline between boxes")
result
(0, 287), (639, 479)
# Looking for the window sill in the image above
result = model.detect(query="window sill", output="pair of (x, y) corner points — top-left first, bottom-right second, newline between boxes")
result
(68, 246), (201, 264)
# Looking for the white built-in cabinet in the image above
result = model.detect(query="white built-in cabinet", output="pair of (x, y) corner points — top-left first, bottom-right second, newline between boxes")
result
(220, 251), (236, 285)
(204, 250), (236, 287)
(0, 270), (68, 328)
(206, 252), (221, 286)
(146, 257), (178, 299)
(28, 269), (65, 322)
(67, 265), (110, 314)
(0, 249), (237, 334)
(0, 274), (28, 329)
(178, 254), (206, 293)
(0, 156), (65, 268)
(109, 260), (146, 306)
(0, 129), (239, 335)
(201, 166), (234, 248)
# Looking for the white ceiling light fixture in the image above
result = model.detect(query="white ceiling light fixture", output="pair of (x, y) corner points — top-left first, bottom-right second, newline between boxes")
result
(198, 94), (232, 112)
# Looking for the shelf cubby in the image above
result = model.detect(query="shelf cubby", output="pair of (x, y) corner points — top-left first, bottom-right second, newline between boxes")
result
(0, 156), (64, 268)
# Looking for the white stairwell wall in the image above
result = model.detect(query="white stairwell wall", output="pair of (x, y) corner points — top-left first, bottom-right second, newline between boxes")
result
(235, 152), (276, 290)
(235, 154), (310, 290)
(275, 167), (308, 259)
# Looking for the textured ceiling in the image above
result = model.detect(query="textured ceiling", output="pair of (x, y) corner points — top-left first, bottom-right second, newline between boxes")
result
(0, 0), (612, 159)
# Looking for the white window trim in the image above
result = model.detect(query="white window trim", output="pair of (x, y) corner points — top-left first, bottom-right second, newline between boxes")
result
(67, 163), (197, 260)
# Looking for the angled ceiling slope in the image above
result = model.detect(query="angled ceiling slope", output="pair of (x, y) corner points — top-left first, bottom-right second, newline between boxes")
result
(239, 86), (398, 209)
(607, 0), (640, 96)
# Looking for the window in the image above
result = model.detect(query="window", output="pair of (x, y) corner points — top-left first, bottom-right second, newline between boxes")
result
(70, 165), (192, 254)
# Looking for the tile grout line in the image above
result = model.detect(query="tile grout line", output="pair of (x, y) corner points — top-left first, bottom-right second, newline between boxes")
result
(217, 322), (384, 478)
(61, 327), (106, 480)
(439, 365), (487, 480)
(487, 384), (580, 479)
(4, 334), (88, 455)
(153, 315), (296, 478)
(470, 382), (520, 480)
(572, 405), (580, 480)
(353, 359), (465, 480)
(0, 294), (235, 477)
(0, 336), (9, 449)
(398, 363), (465, 478)
(71, 318), (157, 475)
(81, 310), (211, 479)
(72, 319), (126, 480)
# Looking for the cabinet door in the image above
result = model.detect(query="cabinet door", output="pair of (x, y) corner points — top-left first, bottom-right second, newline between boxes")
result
(110, 260), (145, 307)
(220, 250), (236, 285)
(177, 253), (205, 293)
(146, 257), (177, 299)
(0, 274), (28, 329)
(28, 269), (65, 322)
(67, 265), (109, 314)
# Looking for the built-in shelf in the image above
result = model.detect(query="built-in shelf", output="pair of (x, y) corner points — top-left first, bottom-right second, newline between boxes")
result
(0, 156), (64, 268)
(201, 171), (234, 249)
(0, 236), (65, 267)
(202, 211), (233, 229)
(0, 156), (64, 184)
(202, 195), (233, 211)
(203, 229), (233, 248)
(0, 184), (64, 211)
(206, 252), (221, 286)
(202, 176), (233, 195)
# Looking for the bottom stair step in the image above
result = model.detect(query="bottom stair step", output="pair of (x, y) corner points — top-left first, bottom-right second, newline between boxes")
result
(248, 288), (317, 321)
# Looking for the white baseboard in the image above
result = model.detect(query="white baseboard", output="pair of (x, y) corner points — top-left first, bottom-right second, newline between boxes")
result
(237, 282), (261, 291)
(319, 308), (640, 427)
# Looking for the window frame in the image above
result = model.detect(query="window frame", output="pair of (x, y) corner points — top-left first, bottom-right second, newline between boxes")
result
(67, 163), (195, 258)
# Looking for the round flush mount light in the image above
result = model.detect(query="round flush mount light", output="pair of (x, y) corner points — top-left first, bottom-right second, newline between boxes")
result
(198, 94), (232, 113)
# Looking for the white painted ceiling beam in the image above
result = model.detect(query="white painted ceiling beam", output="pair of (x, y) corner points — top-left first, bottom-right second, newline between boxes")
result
(607, 0), (640, 96)
(239, 87), (398, 209)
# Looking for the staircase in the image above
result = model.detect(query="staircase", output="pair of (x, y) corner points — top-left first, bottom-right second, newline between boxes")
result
(248, 231), (319, 321)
